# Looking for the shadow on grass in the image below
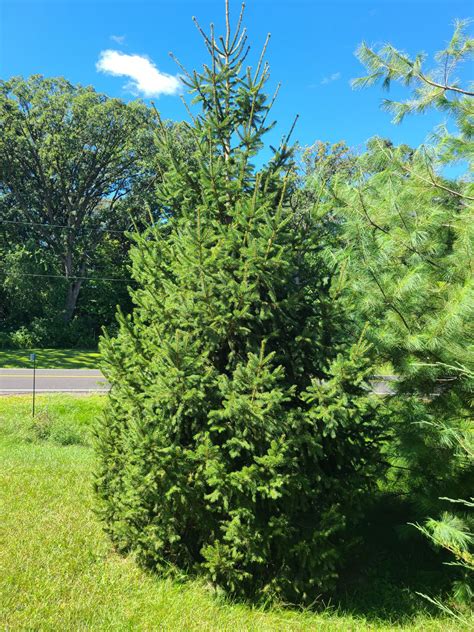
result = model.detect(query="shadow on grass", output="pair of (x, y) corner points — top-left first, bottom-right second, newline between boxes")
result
(130, 494), (454, 626)
(334, 494), (453, 623)
(0, 349), (100, 369)
(0, 392), (459, 628)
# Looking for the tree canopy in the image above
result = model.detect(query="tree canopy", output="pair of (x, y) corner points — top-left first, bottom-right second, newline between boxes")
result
(0, 75), (153, 325)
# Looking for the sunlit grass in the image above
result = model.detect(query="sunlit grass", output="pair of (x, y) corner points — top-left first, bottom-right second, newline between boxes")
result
(0, 394), (105, 446)
(0, 395), (469, 631)
(0, 348), (100, 369)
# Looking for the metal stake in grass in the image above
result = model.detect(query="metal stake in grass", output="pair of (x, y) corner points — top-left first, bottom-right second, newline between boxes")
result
(30, 353), (36, 417)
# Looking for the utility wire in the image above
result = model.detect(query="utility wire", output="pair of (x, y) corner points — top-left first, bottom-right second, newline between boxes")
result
(0, 219), (137, 234)
(0, 271), (131, 282)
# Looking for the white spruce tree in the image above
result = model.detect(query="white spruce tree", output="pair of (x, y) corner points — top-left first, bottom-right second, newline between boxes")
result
(95, 1), (387, 602)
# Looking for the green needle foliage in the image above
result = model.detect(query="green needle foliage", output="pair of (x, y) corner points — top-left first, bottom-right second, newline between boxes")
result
(413, 412), (473, 620)
(336, 138), (473, 405)
(353, 19), (474, 130)
(335, 22), (474, 615)
(346, 18), (474, 399)
(337, 23), (473, 494)
(95, 1), (387, 603)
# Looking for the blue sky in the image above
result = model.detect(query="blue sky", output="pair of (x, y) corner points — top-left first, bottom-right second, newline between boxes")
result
(1, 0), (471, 157)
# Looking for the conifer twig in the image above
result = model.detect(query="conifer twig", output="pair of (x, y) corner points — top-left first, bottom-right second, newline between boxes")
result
(253, 33), (271, 83)
(225, 0), (231, 51)
(229, 2), (246, 52)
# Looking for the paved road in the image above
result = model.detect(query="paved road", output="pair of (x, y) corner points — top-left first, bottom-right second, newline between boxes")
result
(0, 369), (397, 395)
(371, 376), (398, 395)
(0, 369), (109, 394)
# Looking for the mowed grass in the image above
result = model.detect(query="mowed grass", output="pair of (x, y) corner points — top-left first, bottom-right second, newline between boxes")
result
(0, 395), (468, 631)
(0, 394), (104, 446)
(0, 348), (100, 369)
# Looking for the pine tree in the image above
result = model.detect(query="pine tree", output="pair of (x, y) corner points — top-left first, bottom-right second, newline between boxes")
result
(334, 22), (474, 614)
(336, 23), (473, 491)
(95, 1), (387, 602)
(413, 413), (473, 622)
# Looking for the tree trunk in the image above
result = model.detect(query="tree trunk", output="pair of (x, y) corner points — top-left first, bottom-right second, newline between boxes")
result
(63, 250), (85, 323)
(63, 278), (84, 323)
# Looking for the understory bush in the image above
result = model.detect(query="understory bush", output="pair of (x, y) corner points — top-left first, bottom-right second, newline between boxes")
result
(0, 317), (100, 349)
(95, 2), (389, 603)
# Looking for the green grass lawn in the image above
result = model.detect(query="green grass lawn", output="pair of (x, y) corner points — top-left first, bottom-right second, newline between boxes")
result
(0, 348), (100, 369)
(0, 395), (469, 631)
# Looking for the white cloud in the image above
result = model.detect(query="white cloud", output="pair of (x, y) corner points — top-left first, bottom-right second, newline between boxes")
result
(96, 49), (181, 97)
(110, 35), (126, 44)
(321, 72), (341, 85)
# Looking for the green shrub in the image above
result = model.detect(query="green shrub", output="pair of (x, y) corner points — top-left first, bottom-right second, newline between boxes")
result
(95, 2), (388, 603)
(6, 319), (52, 349)
(10, 326), (36, 349)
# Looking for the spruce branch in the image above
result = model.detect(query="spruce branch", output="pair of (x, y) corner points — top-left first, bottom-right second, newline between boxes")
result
(229, 2), (246, 52)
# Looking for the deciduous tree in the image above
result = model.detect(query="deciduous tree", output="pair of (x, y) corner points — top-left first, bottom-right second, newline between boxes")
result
(0, 76), (152, 322)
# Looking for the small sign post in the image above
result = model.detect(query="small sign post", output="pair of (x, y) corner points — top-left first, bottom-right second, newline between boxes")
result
(30, 353), (36, 417)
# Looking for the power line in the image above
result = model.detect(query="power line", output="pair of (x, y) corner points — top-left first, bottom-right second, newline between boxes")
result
(0, 271), (131, 282)
(0, 219), (138, 234)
